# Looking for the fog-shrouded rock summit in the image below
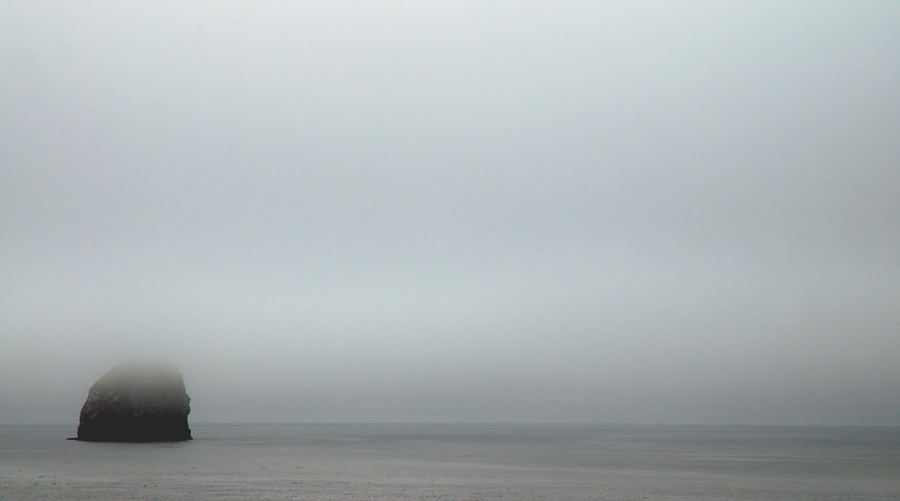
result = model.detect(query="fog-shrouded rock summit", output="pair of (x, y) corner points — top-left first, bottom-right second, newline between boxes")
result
(76, 361), (192, 442)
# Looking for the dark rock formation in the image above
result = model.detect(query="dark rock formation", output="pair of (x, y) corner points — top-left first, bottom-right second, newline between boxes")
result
(76, 361), (192, 442)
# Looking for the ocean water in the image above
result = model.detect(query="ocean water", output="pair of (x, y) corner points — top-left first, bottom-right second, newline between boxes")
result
(1, 424), (898, 500)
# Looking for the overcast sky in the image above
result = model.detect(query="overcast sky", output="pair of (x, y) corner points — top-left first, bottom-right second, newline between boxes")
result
(2, 1), (898, 425)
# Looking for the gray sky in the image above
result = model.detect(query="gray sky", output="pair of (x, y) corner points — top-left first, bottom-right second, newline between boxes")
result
(2, 1), (899, 425)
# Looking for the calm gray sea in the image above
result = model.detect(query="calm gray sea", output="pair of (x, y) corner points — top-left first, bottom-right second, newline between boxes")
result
(1, 424), (898, 500)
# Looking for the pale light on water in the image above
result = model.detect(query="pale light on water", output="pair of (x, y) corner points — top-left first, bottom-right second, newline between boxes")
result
(2, 424), (898, 500)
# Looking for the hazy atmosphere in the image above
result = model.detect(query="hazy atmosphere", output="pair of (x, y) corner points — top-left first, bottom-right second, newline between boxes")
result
(2, 1), (898, 425)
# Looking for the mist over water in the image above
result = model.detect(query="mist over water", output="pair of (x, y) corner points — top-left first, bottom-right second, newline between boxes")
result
(2, 1), (899, 425)
(2, 424), (899, 500)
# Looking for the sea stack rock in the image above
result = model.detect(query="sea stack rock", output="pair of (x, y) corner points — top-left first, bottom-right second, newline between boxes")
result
(76, 361), (192, 442)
